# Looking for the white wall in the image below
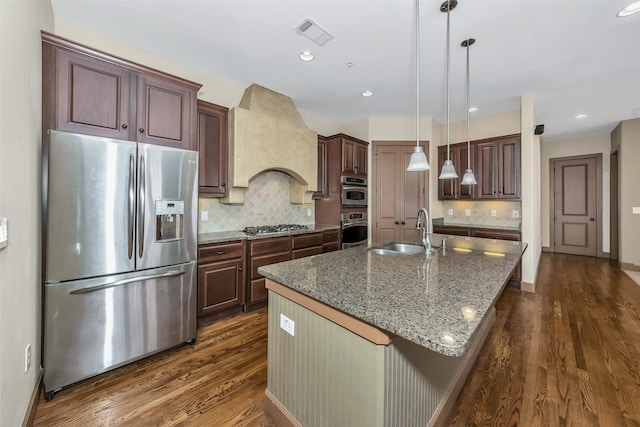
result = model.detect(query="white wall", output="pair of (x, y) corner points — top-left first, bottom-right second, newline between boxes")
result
(520, 94), (542, 288)
(0, 1), (54, 425)
(612, 118), (640, 267)
(540, 133), (611, 251)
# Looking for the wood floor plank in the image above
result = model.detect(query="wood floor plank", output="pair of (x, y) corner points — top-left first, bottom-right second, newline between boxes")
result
(33, 254), (640, 426)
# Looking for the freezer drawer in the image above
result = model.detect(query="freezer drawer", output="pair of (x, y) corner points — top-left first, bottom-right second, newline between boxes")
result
(43, 262), (196, 396)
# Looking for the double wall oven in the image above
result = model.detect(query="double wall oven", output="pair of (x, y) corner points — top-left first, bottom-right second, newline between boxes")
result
(340, 176), (368, 248)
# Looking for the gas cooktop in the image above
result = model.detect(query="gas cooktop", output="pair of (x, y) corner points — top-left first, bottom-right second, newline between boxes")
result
(243, 224), (309, 235)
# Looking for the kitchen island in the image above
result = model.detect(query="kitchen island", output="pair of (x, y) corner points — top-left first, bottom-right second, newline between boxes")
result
(259, 234), (526, 427)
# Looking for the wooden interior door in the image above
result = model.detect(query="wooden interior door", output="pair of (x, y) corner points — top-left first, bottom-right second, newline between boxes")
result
(373, 142), (427, 244)
(553, 156), (597, 256)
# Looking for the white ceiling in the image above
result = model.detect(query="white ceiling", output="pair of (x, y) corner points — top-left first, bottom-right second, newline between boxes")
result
(51, 0), (640, 141)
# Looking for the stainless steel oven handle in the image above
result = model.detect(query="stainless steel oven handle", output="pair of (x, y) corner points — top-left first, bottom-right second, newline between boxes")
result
(342, 221), (368, 228)
(70, 270), (185, 295)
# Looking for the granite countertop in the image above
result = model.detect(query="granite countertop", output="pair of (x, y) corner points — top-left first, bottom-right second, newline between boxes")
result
(198, 224), (341, 245)
(432, 217), (521, 232)
(259, 234), (527, 357)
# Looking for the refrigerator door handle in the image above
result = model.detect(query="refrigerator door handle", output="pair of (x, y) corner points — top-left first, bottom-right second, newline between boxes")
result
(138, 155), (145, 258)
(128, 154), (135, 259)
(69, 270), (185, 295)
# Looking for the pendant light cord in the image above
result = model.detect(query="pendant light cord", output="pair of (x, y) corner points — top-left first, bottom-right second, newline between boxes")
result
(446, 0), (451, 162)
(416, 0), (420, 150)
(466, 41), (471, 167)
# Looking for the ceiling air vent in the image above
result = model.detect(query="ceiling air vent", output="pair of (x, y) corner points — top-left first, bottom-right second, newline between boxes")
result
(295, 18), (333, 46)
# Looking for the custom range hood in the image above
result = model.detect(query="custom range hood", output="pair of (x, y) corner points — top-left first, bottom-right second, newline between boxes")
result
(221, 84), (318, 204)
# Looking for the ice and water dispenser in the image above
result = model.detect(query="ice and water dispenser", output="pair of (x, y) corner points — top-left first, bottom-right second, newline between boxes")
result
(155, 200), (184, 241)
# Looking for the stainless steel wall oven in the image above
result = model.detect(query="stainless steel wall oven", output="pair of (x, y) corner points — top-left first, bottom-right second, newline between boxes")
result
(341, 176), (367, 207)
(341, 211), (368, 248)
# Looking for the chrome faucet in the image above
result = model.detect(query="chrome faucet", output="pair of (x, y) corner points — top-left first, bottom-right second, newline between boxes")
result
(416, 208), (435, 254)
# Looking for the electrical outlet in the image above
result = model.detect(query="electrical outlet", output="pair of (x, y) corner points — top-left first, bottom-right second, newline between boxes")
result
(307, 208), (312, 217)
(448, 209), (454, 216)
(512, 210), (520, 219)
(491, 210), (497, 217)
(280, 314), (295, 336)
(465, 209), (471, 216)
(24, 344), (31, 373)
(0, 217), (7, 250)
(200, 211), (209, 221)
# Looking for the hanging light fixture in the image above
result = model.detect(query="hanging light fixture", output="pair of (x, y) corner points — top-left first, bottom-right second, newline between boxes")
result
(407, 0), (430, 172)
(439, 0), (458, 180)
(461, 38), (477, 185)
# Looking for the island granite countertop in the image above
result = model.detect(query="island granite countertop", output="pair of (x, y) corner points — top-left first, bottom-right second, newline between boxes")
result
(259, 234), (526, 357)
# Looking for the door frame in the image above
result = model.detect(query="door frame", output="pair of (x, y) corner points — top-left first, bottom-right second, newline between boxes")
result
(549, 153), (604, 258)
(610, 150), (619, 263)
(371, 140), (429, 244)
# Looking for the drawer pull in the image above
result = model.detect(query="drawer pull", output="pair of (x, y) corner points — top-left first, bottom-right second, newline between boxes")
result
(217, 250), (226, 255)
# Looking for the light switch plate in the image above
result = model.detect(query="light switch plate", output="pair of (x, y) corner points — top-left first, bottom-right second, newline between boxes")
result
(448, 209), (454, 216)
(491, 210), (497, 217)
(465, 209), (471, 216)
(512, 210), (520, 219)
(633, 207), (640, 215)
(0, 217), (7, 250)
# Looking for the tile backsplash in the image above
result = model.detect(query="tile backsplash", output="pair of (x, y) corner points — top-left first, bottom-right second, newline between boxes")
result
(198, 171), (314, 233)
(442, 200), (522, 228)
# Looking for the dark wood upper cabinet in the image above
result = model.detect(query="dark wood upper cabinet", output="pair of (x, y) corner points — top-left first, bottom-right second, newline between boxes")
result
(438, 134), (520, 201)
(42, 32), (200, 150)
(497, 137), (521, 199)
(476, 135), (521, 200)
(197, 100), (228, 197)
(340, 135), (368, 178)
(475, 141), (498, 199)
(52, 48), (133, 140)
(136, 74), (196, 149)
(313, 135), (328, 199)
(437, 144), (475, 200)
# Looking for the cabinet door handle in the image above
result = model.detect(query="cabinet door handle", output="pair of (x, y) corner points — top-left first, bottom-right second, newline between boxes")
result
(590, 218), (595, 222)
(121, 124), (128, 129)
(401, 221), (406, 225)
(238, 267), (243, 271)
(394, 221), (400, 225)
(221, 183), (225, 187)
(139, 128), (145, 133)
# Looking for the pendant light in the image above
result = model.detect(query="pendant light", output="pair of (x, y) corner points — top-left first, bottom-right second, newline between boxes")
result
(438, 0), (458, 180)
(407, 0), (430, 172)
(460, 38), (477, 185)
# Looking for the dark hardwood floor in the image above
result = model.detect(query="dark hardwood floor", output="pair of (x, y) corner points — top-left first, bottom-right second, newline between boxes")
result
(33, 253), (640, 426)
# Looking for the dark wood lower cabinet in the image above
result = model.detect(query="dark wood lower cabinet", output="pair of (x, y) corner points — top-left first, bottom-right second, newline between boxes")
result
(434, 225), (522, 285)
(197, 229), (341, 320)
(247, 236), (291, 312)
(197, 241), (245, 324)
(322, 229), (341, 252)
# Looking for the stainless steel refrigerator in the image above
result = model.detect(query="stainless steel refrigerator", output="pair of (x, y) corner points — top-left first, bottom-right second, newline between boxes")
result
(43, 130), (198, 399)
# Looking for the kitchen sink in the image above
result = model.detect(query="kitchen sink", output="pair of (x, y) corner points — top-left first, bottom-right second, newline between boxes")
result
(382, 243), (425, 255)
(367, 242), (428, 257)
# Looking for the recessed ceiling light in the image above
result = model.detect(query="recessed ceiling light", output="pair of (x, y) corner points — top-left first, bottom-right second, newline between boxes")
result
(574, 114), (588, 119)
(617, 1), (640, 17)
(468, 106), (478, 112)
(361, 90), (374, 97)
(299, 51), (315, 62)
